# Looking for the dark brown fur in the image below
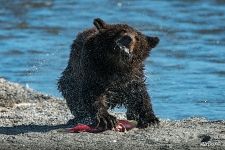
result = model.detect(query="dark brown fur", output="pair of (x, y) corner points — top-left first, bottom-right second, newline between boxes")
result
(58, 18), (159, 129)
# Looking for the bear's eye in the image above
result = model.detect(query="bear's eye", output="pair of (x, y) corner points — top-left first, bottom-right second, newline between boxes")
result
(115, 30), (127, 38)
(120, 29), (127, 35)
(135, 36), (140, 42)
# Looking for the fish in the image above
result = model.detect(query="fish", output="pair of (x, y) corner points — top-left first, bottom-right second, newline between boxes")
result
(67, 119), (137, 133)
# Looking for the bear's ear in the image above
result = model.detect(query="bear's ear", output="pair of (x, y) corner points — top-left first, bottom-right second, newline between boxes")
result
(93, 18), (107, 31)
(147, 36), (159, 48)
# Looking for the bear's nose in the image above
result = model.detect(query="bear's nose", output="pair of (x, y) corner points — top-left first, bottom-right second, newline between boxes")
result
(117, 35), (132, 47)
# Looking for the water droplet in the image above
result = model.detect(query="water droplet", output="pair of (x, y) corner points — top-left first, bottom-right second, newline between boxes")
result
(117, 2), (122, 7)
(25, 83), (29, 89)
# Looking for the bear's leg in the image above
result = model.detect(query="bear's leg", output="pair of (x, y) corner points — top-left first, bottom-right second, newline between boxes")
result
(139, 96), (159, 127)
(94, 95), (118, 130)
(66, 104), (95, 126)
(127, 90), (159, 127)
(126, 106), (139, 121)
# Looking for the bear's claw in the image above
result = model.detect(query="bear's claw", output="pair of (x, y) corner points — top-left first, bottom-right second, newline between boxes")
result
(96, 111), (118, 130)
(138, 116), (160, 128)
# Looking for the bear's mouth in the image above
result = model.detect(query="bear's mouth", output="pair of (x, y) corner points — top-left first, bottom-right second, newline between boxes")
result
(114, 41), (132, 60)
(114, 35), (133, 60)
(115, 41), (130, 54)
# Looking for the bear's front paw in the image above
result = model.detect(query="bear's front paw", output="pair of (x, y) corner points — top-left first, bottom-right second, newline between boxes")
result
(96, 109), (118, 130)
(138, 115), (159, 128)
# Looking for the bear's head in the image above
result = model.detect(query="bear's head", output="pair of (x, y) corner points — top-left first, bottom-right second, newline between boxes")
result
(86, 18), (159, 70)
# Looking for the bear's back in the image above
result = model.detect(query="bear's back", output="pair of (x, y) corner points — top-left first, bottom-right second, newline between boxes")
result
(58, 28), (97, 114)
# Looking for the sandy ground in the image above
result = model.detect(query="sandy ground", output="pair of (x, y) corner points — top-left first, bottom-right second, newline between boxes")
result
(0, 78), (225, 150)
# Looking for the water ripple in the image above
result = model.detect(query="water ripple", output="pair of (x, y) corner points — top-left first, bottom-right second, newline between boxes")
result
(0, 0), (224, 120)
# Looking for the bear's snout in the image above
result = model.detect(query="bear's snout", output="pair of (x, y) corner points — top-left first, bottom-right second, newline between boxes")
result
(117, 35), (132, 48)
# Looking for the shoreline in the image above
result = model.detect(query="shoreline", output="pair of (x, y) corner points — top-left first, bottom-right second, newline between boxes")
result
(0, 78), (225, 150)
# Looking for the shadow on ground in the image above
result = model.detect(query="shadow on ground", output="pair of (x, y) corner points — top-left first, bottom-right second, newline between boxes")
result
(0, 124), (70, 135)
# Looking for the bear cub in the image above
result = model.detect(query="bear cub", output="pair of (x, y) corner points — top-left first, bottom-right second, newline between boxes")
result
(58, 18), (159, 129)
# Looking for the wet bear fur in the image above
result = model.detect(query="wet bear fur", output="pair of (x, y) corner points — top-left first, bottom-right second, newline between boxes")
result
(58, 18), (159, 129)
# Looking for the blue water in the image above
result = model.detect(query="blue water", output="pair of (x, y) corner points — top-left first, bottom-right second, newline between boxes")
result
(0, 0), (225, 120)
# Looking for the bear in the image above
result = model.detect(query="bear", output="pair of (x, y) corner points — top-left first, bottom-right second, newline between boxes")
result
(58, 18), (159, 129)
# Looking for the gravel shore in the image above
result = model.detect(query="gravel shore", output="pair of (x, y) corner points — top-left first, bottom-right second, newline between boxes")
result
(0, 78), (224, 150)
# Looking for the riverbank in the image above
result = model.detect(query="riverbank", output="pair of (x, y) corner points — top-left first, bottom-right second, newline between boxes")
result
(0, 78), (224, 150)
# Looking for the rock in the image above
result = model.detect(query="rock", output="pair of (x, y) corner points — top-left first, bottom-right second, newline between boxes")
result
(0, 78), (58, 107)
(198, 134), (211, 142)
